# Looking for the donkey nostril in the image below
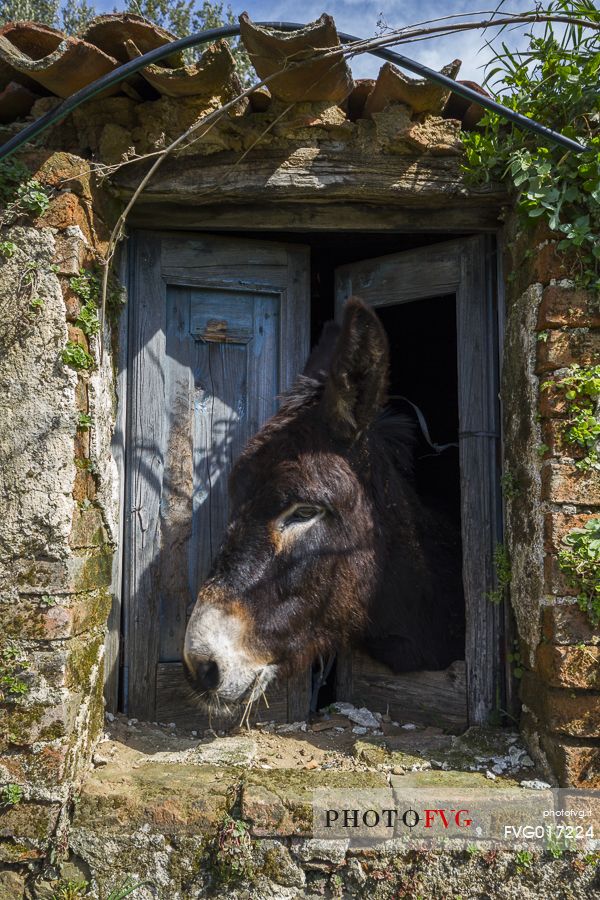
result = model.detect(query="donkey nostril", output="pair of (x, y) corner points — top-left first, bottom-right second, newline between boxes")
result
(197, 659), (219, 690)
(185, 657), (220, 692)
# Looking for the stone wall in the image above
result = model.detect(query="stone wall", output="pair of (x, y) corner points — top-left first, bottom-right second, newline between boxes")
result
(502, 218), (600, 788)
(0, 153), (119, 868)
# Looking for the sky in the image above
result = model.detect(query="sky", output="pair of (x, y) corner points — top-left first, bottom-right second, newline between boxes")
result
(93, 1), (537, 85)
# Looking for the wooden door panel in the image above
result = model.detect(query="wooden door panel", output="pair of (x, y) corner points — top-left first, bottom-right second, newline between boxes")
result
(126, 233), (310, 723)
(335, 236), (502, 727)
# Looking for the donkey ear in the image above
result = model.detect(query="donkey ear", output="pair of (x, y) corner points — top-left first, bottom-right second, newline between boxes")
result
(321, 298), (388, 438)
(303, 321), (341, 381)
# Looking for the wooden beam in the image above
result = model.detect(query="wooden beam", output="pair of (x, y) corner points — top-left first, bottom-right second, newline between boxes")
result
(114, 147), (505, 220)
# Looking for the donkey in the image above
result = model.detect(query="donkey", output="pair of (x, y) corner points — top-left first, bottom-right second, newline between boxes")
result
(183, 298), (464, 711)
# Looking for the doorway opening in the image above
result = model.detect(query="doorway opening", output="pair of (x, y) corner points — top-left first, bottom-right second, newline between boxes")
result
(122, 228), (501, 729)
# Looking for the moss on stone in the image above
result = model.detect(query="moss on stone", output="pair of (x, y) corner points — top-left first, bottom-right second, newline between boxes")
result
(66, 633), (104, 693)
(74, 548), (113, 592)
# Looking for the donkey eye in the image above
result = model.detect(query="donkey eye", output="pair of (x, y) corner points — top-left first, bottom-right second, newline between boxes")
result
(279, 504), (325, 529)
(290, 506), (320, 521)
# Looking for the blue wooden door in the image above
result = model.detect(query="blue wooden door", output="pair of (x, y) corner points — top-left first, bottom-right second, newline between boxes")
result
(125, 233), (310, 724)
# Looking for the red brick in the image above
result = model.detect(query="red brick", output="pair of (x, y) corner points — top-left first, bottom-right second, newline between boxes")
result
(542, 604), (598, 645)
(544, 511), (599, 554)
(536, 328), (600, 374)
(538, 733), (600, 788)
(537, 285), (600, 329)
(522, 672), (600, 738)
(536, 643), (600, 690)
(541, 461), (600, 505)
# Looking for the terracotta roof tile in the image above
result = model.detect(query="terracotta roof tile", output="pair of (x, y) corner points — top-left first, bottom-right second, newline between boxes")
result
(0, 14), (486, 132)
(239, 12), (354, 103)
(0, 21), (121, 99)
(364, 60), (462, 118)
(125, 37), (239, 99)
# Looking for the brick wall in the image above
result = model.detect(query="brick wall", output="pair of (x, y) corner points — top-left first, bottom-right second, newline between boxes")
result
(0, 153), (119, 864)
(502, 219), (600, 787)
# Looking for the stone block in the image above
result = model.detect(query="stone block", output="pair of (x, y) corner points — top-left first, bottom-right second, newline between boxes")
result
(0, 800), (60, 849)
(544, 511), (599, 555)
(12, 549), (113, 595)
(241, 769), (386, 838)
(543, 553), (573, 596)
(0, 591), (110, 641)
(529, 242), (573, 285)
(0, 868), (27, 898)
(539, 732), (600, 788)
(537, 284), (600, 329)
(521, 672), (600, 738)
(0, 740), (71, 788)
(535, 643), (600, 690)
(541, 461), (600, 505)
(541, 603), (598, 645)
(72, 762), (234, 833)
(539, 378), (569, 418)
(52, 226), (86, 276)
(536, 328), (600, 374)
(1, 695), (78, 750)
(38, 193), (95, 246)
(540, 418), (583, 460)
(70, 507), (108, 549)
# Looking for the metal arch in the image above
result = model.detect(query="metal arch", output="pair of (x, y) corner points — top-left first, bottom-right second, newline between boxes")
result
(0, 21), (589, 160)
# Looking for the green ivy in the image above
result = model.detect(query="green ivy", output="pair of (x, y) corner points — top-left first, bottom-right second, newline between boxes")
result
(558, 518), (600, 625)
(542, 365), (600, 470)
(15, 179), (50, 217)
(0, 783), (23, 808)
(461, 1), (600, 289)
(0, 642), (29, 702)
(0, 157), (30, 206)
(62, 341), (94, 371)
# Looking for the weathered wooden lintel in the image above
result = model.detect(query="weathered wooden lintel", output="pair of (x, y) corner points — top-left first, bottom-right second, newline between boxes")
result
(114, 148), (506, 233)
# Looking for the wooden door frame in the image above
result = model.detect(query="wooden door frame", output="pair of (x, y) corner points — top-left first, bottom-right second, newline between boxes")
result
(108, 225), (505, 727)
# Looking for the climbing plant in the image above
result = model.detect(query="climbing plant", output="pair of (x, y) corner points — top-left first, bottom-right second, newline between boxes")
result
(461, 0), (600, 289)
(542, 365), (600, 471)
(558, 518), (600, 625)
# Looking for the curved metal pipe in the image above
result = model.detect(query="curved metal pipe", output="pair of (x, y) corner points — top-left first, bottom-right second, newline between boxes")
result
(0, 20), (589, 160)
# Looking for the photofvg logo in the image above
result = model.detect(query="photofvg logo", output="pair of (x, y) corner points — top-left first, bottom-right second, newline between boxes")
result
(313, 787), (600, 849)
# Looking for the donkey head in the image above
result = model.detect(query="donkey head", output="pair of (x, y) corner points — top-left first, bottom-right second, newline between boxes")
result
(183, 299), (389, 710)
